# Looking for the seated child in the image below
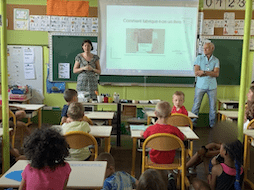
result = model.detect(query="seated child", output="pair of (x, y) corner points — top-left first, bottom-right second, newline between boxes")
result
(96, 152), (138, 190)
(136, 169), (167, 190)
(140, 101), (185, 164)
(61, 89), (93, 125)
(171, 91), (188, 116)
(20, 128), (71, 190)
(62, 102), (91, 161)
(192, 140), (244, 190)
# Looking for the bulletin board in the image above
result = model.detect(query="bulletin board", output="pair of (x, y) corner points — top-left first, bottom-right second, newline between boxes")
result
(49, 33), (98, 82)
(203, 9), (254, 36)
(6, 4), (98, 30)
(7, 45), (44, 103)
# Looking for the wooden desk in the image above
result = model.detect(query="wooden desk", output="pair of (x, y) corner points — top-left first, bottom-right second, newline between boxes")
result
(217, 110), (238, 121)
(10, 104), (44, 129)
(0, 160), (107, 189)
(217, 98), (239, 110)
(81, 102), (157, 147)
(53, 125), (112, 153)
(243, 129), (254, 189)
(130, 125), (199, 177)
(85, 111), (115, 125)
(146, 111), (198, 125)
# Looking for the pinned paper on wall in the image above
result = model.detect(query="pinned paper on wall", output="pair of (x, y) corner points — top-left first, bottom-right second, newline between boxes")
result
(23, 48), (34, 64)
(223, 12), (235, 35)
(13, 9), (29, 30)
(58, 63), (70, 79)
(91, 42), (98, 55)
(203, 20), (214, 35)
(24, 64), (35, 79)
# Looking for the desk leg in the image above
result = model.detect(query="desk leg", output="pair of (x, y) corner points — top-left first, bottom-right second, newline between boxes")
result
(104, 137), (111, 153)
(108, 119), (112, 126)
(131, 138), (137, 177)
(218, 101), (221, 110)
(117, 103), (121, 147)
(217, 113), (221, 122)
(221, 114), (226, 121)
(38, 108), (42, 129)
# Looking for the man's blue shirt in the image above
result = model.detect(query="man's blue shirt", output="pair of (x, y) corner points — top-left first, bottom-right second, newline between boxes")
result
(194, 54), (220, 90)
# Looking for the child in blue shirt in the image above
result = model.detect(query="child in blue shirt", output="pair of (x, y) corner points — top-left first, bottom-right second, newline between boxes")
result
(96, 152), (138, 190)
(61, 89), (93, 125)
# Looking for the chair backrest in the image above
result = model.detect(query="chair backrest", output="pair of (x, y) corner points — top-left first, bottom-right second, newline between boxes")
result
(64, 131), (98, 159)
(247, 119), (254, 129)
(143, 133), (185, 151)
(0, 106), (17, 148)
(167, 113), (193, 129)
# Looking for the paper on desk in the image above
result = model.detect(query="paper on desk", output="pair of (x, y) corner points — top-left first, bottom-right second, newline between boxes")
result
(24, 64), (35, 79)
(130, 125), (147, 131)
(5, 170), (23, 182)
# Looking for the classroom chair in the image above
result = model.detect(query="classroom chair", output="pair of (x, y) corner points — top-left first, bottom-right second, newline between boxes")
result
(167, 113), (194, 157)
(141, 133), (190, 190)
(0, 106), (17, 148)
(243, 119), (254, 189)
(64, 131), (98, 160)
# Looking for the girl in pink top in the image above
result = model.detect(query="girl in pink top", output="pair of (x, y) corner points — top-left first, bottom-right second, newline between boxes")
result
(19, 128), (71, 190)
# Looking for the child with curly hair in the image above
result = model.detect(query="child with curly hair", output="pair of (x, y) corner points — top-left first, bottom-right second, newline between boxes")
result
(19, 128), (71, 190)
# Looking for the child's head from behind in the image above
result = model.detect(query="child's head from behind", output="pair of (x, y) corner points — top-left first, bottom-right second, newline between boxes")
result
(220, 140), (243, 190)
(245, 100), (254, 121)
(137, 169), (167, 190)
(64, 89), (78, 103)
(220, 140), (243, 164)
(155, 101), (171, 119)
(67, 102), (84, 121)
(247, 86), (254, 102)
(95, 152), (115, 178)
(172, 91), (185, 109)
(23, 128), (69, 170)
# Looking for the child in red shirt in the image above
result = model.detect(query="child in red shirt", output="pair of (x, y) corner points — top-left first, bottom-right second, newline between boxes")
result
(140, 101), (185, 164)
(171, 91), (188, 116)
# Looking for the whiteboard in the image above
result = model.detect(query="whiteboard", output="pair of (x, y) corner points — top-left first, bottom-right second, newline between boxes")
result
(6, 45), (44, 103)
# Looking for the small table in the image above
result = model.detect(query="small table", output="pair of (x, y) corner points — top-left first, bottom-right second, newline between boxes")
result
(146, 111), (198, 125)
(53, 125), (112, 153)
(217, 110), (238, 121)
(85, 112), (115, 125)
(9, 104), (44, 128)
(130, 125), (199, 177)
(217, 98), (239, 110)
(0, 160), (107, 189)
(90, 126), (112, 153)
(243, 129), (254, 189)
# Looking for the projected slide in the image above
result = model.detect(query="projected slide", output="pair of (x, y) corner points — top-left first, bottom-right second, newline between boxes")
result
(99, 0), (199, 76)
(126, 29), (165, 54)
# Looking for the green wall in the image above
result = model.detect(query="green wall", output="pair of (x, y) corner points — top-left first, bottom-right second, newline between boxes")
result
(3, 0), (254, 113)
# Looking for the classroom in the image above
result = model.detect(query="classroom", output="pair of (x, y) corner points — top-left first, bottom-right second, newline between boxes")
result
(0, 0), (254, 189)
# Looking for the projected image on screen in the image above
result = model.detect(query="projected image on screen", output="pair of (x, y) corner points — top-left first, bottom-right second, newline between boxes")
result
(126, 29), (165, 54)
(99, 0), (199, 76)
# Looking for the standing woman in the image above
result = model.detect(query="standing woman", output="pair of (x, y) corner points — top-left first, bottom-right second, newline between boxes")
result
(73, 39), (101, 100)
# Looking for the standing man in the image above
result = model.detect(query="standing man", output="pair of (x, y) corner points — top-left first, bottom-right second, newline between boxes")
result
(191, 42), (220, 128)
